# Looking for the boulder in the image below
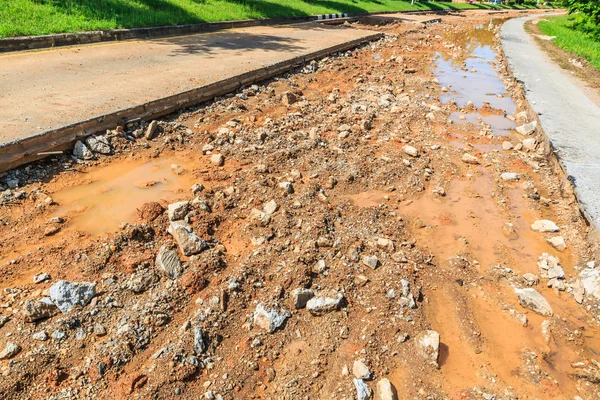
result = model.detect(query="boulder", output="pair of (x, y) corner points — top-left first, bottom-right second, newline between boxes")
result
(49, 281), (96, 313)
(515, 288), (553, 316)
(248, 208), (271, 227)
(546, 236), (566, 251)
(145, 120), (159, 139)
(501, 172), (519, 181)
(402, 145), (419, 157)
(362, 255), (380, 270)
(194, 326), (206, 354)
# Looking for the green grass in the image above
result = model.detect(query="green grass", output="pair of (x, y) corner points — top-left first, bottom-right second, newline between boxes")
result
(538, 15), (600, 70)
(0, 0), (540, 38)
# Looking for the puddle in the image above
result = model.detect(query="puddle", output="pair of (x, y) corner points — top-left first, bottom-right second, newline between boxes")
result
(450, 111), (516, 136)
(433, 20), (517, 116)
(52, 158), (199, 235)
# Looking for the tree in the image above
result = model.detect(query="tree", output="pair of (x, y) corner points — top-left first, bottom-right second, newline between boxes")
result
(564, 0), (600, 39)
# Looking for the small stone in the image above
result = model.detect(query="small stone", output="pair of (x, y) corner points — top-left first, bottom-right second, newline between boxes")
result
(541, 320), (552, 343)
(461, 153), (480, 164)
(248, 208), (271, 227)
(0, 342), (21, 360)
(502, 141), (514, 150)
(210, 154), (224, 166)
(313, 259), (328, 274)
(0, 316), (8, 329)
(33, 273), (51, 284)
(416, 330), (440, 367)
(168, 221), (207, 256)
(547, 236), (566, 251)
(377, 378), (397, 400)
(167, 201), (190, 221)
(278, 182), (294, 194)
(21, 299), (59, 322)
(501, 172), (519, 181)
(291, 288), (314, 309)
(531, 220), (559, 232)
(73, 141), (93, 160)
(362, 255), (380, 270)
(94, 324), (107, 337)
(32, 331), (48, 341)
(515, 288), (553, 316)
(537, 253), (565, 279)
(402, 145), (419, 157)
(49, 280), (96, 313)
(194, 326), (206, 354)
(376, 238), (395, 252)
(353, 360), (371, 379)
(145, 121), (159, 139)
(85, 135), (112, 154)
(191, 183), (205, 194)
(263, 200), (279, 215)
(522, 138), (537, 151)
(282, 92), (298, 105)
(155, 246), (183, 279)
(516, 121), (537, 135)
(306, 292), (345, 315)
(354, 379), (372, 400)
(523, 273), (540, 286)
(253, 303), (290, 333)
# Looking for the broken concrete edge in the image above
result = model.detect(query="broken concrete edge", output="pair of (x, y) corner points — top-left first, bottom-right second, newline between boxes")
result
(0, 8), (535, 53)
(496, 36), (600, 257)
(0, 32), (383, 174)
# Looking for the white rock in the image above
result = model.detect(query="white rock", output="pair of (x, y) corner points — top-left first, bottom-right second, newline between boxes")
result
(516, 121), (537, 135)
(354, 379), (372, 400)
(253, 303), (290, 333)
(0, 342), (21, 360)
(362, 255), (380, 270)
(155, 246), (183, 279)
(416, 330), (440, 367)
(210, 153), (224, 166)
(263, 200), (279, 215)
(85, 135), (112, 154)
(501, 172), (519, 181)
(376, 378), (397, 400)
(537, 253), (564, 279)
(502, 141), (514, 150)
(353, 360), (371, 379)
(168, 221), (207, 256)
(402, 145), (419, 157)
(49, 281), (96, 313)
(291, 288), (314, 309)
(531, 220), (559, 232)
(167, 201), (190, 221)
(522, 138), (537, 151)
(547, 236), (566, 251)
(306, 292), (344, 315)
(580, 268), (600, 299)
(461, 153), (480, 164)
(248, 208), (271, 227)
(515, 288), (553, 316)
(73, 141), (93, 160)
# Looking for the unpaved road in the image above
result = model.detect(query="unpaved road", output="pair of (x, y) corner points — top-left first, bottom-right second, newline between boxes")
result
(501, 14), (600, 233)
(1, 10), (600, 400)
(0, 23), (377, 144)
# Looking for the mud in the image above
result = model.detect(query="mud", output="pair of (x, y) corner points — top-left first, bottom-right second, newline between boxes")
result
(0, 10), (599, 400)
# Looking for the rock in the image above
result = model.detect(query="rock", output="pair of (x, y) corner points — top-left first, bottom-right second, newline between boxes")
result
(501, 172), (519, 181)
(32, 331), (48, 341)
(541, 320), (552, 343)
(210, 154), (224, 166)
(353, 379), (372, 400)
(129, 271), (155, 293)
(145, 120), (159, 139)
(248, 208), (271, 227)
(278, 181), (294, 194)
(400, 279), (411, 297)
(168, 221), (207, 256)
(49, 281), (96, 313)
(167, 201), (190, 221)
(94, 324), (107, 337)
(522, 273), (540, 286)
(522, 138), (537, 151)
(33, 272), (51, 284)
(21, 299), (59, 322)
(0, 342), (21, 360)
(573, 279), (585, 303)
(353, 360), (371, 379)
(306, 292), (345, 315)
(537, 253), (564, 279)
(155, 246), (183, 279)
(416, 330), (440, 367)
(502, 141), (514, 150)
(253, 303), (290, 333)
(461, 153), (480, 165)
(0, 316), (8, 329)
(194, 326), (206, 354)
(531, 220), (559, 232)
(282, 91), (298, 105)
(263, 200), (279, 215)
(73, 140), (93, 160)
(515, 288), (553, 316)
(312, 259), (327, 274)
(516, 121), (537, 135)
(362, 255), (380, 270)
(291, 288), (314, 309)
(580, 268), (600, 299)
(402, 145), (419, 157)
(377, 378), (397, 400)
(547, 236), (566, 251)
(376, 238), (395, 252)
(85, 135), (112, 154)
(191, 183), (205, 194)
(192, 197), (211, 212)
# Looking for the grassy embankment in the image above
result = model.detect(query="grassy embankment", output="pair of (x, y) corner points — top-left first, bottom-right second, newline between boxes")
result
(538, 15), (600, 70)
(0, 0), (540, 38)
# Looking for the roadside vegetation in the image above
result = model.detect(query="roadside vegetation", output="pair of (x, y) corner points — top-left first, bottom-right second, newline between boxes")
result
(538, 14), (600, 70)
(0, 0), (540, 38)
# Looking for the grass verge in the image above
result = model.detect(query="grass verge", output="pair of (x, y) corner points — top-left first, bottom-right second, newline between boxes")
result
(537, 15), (600, 70)
(0, 0), (539, 38)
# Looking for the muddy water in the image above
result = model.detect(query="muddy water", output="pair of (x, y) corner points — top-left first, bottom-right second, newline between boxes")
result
(449, 111), (516, 136)
(52, 157), (199, 235)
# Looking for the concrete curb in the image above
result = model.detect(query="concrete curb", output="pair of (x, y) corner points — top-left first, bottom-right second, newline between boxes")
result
(0, 8), (540, 53)
(0, 32), (383, 173)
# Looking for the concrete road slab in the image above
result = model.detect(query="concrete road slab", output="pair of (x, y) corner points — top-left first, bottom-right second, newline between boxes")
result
(501, 15), (600, 231)
(0, 23), (378, 146)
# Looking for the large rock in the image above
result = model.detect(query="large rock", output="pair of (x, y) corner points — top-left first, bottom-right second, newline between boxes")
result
(353, 379), (372, 400)
(580, 268), (600, 299)
(167, 201), (190, 221)
(531, 220), (559, 232)
(377, 378), (397, 400)
(155, 246), (183, 279)
(416, 330), (440, 367)
(85, 135), (112, 154)
(21, 298), (59, 322)
(253, 303), (290, 333)
(73, 140), (93, 160)
(306, 292), (345, 315)
(168, 221), (207, 256)
(515, 288), (553, 316)
(0, 342), (21, 360)
(49, 281), (96, 313)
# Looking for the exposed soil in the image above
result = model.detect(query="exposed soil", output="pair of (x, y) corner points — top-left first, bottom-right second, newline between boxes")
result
(0, 10), (599, 400)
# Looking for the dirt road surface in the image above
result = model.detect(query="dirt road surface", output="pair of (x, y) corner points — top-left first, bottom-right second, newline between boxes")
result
(0, 23), (377, 145)
(1, 10), (600, 400)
